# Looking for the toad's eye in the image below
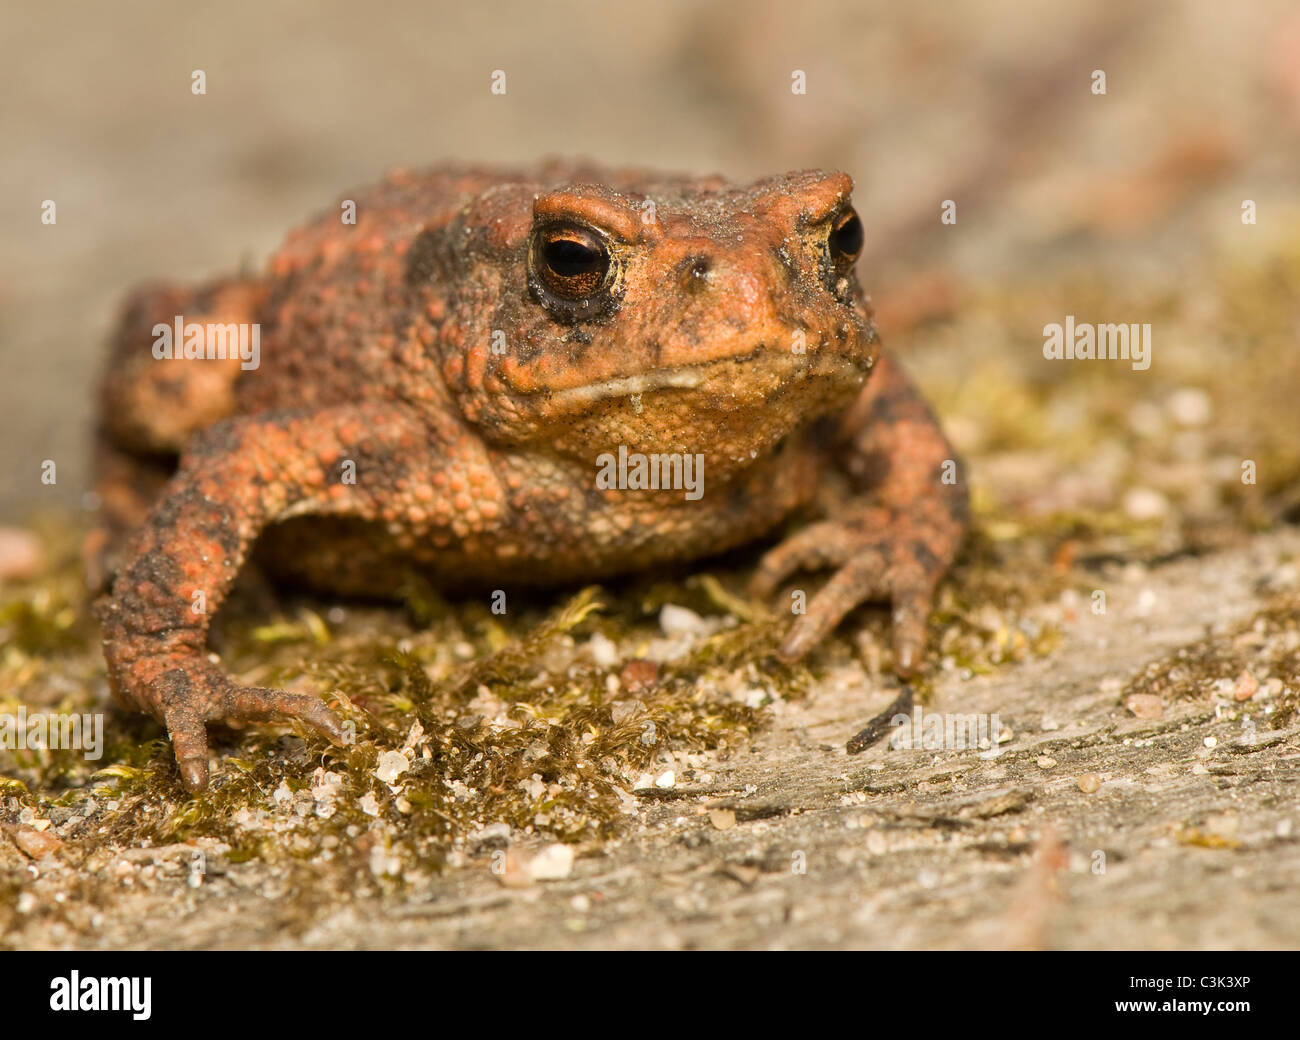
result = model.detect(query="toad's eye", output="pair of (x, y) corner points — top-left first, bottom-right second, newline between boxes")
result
(535, 226), (611, 299)
(828, 208), (864, 268)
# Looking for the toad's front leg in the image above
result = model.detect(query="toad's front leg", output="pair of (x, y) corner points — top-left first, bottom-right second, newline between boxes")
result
(750, 351), (968, 673)
(96, 403), (484, 792)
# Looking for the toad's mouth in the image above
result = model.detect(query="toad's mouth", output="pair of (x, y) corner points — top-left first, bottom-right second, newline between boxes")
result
(511, 343), (873, 410)
(541, 367), (705, 408)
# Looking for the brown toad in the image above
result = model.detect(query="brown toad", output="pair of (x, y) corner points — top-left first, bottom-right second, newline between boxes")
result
(89, 162), (968, 792)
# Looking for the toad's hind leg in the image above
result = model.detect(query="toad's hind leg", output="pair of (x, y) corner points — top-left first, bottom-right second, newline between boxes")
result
(85, 277), (267, 589)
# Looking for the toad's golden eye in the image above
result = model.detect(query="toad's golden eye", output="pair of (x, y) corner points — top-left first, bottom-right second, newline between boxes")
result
(535, 225), (612, 299)
(828, 207), (864, 268)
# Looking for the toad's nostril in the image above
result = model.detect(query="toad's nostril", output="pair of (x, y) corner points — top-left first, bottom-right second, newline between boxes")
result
(680, 256), (712, 292)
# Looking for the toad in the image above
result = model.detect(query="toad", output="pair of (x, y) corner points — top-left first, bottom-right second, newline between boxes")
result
(89, 162), (968, 792)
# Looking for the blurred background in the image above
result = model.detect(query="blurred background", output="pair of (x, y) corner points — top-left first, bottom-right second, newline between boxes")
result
(3, 0), (1299, 539)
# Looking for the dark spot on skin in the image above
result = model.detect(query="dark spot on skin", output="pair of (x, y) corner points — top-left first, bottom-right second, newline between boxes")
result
(863, 389), (906, 427)
(763, 377), (796, 406)
(579, 479), (609, 514)
(726, 482), (751, 515)
(187, 420), (244, 462)
(806, 416), (842, 455)
(143, 494), (184, 534)
(324, 456), (350, 485)
(404, 228), (453, 287)
(850, 449), (891, 487)
(907, 539), (941, 574)
(514, 335), (545, 363)
(809, 416), (839, 440)
(566, 337), (591, 363)
(212, 519), (243, 558)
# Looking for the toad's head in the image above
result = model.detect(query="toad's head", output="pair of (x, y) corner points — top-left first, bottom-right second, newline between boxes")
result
(413, 167), (878, 479)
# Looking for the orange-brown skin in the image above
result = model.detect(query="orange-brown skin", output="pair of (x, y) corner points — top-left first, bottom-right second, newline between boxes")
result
(91, 162), (968, 792)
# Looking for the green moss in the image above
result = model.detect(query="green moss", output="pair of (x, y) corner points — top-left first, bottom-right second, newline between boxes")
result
(2, 538), (781, 893)
(0, 499), (1090, 896)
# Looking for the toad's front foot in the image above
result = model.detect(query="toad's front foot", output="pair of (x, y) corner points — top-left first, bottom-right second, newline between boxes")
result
(749, 503), (963, 674)
(105, 649), (345, 793)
